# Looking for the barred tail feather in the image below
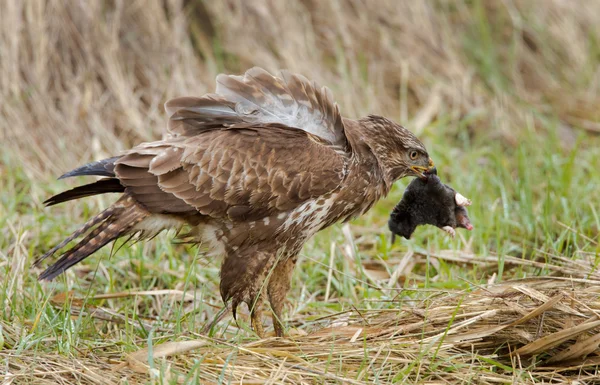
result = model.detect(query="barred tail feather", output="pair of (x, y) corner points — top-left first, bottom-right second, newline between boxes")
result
(36, 196), (148, 281)
(33, 205), (116, 267)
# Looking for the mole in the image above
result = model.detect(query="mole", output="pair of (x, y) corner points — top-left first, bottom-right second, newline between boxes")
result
(389, 169), (473, 241)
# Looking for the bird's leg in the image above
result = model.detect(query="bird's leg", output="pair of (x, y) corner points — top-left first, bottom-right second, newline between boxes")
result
(267, 257), (296, 337)
(220, 249), (274, 338)
(249, 295), (265, 338)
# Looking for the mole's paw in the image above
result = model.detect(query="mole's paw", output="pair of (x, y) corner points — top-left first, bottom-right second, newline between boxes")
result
(455, 193), (472, 207)
(442, 226), (456, 238)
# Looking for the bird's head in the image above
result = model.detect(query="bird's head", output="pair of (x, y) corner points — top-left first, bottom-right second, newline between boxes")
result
(359, 115), (434, 187)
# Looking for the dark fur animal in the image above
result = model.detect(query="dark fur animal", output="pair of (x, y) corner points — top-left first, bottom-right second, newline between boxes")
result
(389, 171), (473, 240)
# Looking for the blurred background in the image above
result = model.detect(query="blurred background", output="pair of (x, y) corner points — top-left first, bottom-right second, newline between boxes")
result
(2, 1), (600, 382)
(2, 0), (600, 284)
(3, 0), (600, 254)
(2, 0), (599, 171)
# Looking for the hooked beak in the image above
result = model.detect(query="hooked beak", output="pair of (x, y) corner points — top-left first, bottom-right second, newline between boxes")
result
(411, 158), (435, 180)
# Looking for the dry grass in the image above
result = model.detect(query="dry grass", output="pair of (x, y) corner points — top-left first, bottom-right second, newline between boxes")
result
(3, 0), (600, 384)
(2, 0), (600, 173)
(4, 272), (600, 383)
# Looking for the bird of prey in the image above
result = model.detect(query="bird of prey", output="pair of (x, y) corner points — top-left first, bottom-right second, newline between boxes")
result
(388, 170), (473, 240)
(35, 67), (434, 337)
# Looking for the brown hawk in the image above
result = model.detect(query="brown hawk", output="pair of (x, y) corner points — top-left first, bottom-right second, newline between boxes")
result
(35, 67), (434, 337)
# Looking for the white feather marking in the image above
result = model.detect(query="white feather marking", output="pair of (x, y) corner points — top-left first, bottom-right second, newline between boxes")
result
(149, 151), (169, 168)
(197, 224), (226, 258)
(215, 69), (341, 145)
(133, 215), (184, 236)
(281, 194), (338, 237)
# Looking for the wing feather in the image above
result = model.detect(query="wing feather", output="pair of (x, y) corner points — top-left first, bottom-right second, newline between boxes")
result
(114, 68), (351, 220)
(166, 95), (240, 137)
(114, 125), (346, 221)
(166, 67), (349, 152)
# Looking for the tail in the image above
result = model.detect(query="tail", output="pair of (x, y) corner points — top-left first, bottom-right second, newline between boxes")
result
(58, 156), (120, 179)
(44, 178), (124, 206)
(35, 196), (148, 281)
(43, 157), (124, 206)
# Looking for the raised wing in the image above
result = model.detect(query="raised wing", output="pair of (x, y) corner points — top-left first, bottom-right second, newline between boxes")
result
(114, 125), (347, 221)
(166, 67), (349, 152)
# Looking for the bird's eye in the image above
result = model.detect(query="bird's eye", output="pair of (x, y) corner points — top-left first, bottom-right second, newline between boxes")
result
(409, 151), (418, 160)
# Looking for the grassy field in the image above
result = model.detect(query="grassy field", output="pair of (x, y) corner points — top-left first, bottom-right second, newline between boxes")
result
(2, 1), (600, 384)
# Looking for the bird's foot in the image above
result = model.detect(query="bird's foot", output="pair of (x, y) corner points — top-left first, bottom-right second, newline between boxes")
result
(251, 307), (266, 339)
(442, 226), (456, 238)
(267, 257), (296, 338)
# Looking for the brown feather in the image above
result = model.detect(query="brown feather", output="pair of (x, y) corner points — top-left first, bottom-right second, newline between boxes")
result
(58, 156), (120, 179)
(38, 196), (147, 281)
(38, 67), (432, 338)
(111, 124), (345, 221)
(44, 179), (124, 206)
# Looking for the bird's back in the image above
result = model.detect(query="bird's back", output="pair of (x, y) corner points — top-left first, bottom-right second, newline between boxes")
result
(36, 67), (356, 280)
